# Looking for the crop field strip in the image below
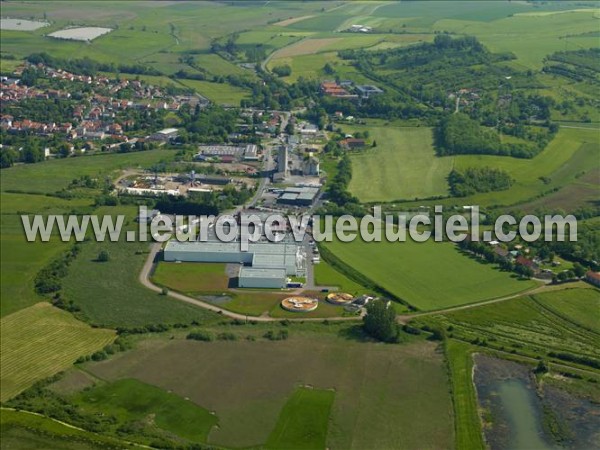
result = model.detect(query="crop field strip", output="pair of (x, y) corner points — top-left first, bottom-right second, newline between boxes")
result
(0, 303), (115, 402)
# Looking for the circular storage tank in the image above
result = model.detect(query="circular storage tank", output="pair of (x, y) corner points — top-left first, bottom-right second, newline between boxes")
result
(281, 296), (319, 312)
(326, 292), (355, 305)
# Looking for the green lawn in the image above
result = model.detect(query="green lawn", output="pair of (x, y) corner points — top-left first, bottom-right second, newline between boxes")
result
(322, 233), (537, 311)
(152, 261), (230, 292)
(265, 387), (334, 450)
(73, 378), (217, 443)
(0, 303), (115, 402)
(348, 126), (453, 202)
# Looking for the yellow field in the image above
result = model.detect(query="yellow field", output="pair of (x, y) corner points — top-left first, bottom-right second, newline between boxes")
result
(0, 303), (115, 401)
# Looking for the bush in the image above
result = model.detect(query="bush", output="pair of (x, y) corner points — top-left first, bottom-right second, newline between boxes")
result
(263, 329), (289, 341)
(97, 250), (110, 262)
(217, 332), (237, 341)
(187, 331), (214, 341)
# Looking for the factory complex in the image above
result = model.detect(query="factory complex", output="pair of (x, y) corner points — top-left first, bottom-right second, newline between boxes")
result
(163, 239), (307, 289)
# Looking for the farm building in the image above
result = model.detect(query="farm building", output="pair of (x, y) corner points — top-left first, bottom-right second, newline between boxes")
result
(341, 138), (366, 150)
(585, 271), (600, 287)
(238, 267), (286, 289)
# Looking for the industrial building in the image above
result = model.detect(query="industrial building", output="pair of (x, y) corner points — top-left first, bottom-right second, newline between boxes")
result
(238, 267), (286, 289)
(163, 240), (306, 289)
(277, 186), (319, 206)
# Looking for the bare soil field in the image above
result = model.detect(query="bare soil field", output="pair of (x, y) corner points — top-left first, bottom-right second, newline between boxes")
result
(273, 38), (343, 58)
(274, 15), (316, 27)
(86, 334), (453, 449)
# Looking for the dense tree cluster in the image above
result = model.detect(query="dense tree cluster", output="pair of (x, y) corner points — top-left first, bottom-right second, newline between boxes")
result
(363, 299), (401, 343)
(448, 166), (513, 197)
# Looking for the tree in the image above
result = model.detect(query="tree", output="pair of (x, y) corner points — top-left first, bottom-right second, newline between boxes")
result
(572, 262), (586, 278)
(97, 250), (110, 262)
(363, 299), (400, 343)
(0, 148), (18, 168)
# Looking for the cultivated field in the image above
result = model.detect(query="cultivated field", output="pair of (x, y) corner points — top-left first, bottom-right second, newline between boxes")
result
(347, 126), (452, 202)
(0, 303), (115, 402)
(86, 334), (454, 449)
(419, 287), (600, 360)
(322, 233), (537, 311)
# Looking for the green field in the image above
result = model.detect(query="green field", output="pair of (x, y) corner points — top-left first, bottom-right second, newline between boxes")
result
(0, 150), (175, 194)
(86, 334), (454, 449)
(178, 79), (250, 105)
(0, 193), (94, 316)
(61, 206), (219, 328)
(73, 378), (217, 443)
(265, 387), (334, 450)
(322, 233), (537, 311)
(0, 303), (115, 402)
(0, 409), (130, 450)
(313, 259), (369, 295)
(152, 261), (230, 292)
(348, 126), (453, 202)
(531, 287), (600, 333)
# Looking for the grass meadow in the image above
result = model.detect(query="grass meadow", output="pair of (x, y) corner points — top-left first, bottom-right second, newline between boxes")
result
(354, 126), (599, 209)
(444, 340), (485, 450)
(73, 378), (217, 443)
(322, 233), (537, 311)
(0, 193), (94, 316)
(0, 303), (115, 402)
(0, 150), (175, 194)
(347, 126), (452, 202)
(177, 79), (250, 105)
(61, 206), (219, 328)
(265, 387), (334, 450)
(0, 409), (131, 450)
(152, 261), (230, 292)
(86, 334), (454, 449)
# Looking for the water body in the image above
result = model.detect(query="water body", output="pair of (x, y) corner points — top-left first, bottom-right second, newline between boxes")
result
(497, 379), (555, 450)
(473, 354), (556, 450)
